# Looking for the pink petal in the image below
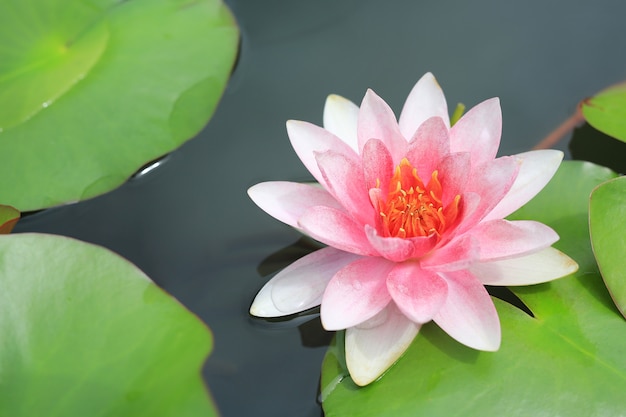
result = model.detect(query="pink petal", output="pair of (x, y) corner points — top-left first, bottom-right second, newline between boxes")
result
(287, 120), (358, 185)
(470, 247), (578, 286)
(321, 257), (394, 331)
(433, 270), (501, 351)
(368, 188), (385, 231)
(405, 116), (451, 181)
(457, 156), (520, 233)
(470, 219), (559, 261)
(362, 139), (394, 192)
(421, 234), (479, 272)
(358, 89), (407, 163)
(247, 181), (343, 230)
(249, 247), (361, 317)
(316, 150), (373, 226)
(299, 206), (376, 256)
(345, 303), (420, 386)
(484, 150), (564, 221)
(449, 98), (502, 167)
(398, 72), (450, 139)
(323, 94), (360, 152)
(387, 262), (448, 324)
(442, 191), (481, 243)
(437, 152), (471, 206)
(365, 225), (438, 262)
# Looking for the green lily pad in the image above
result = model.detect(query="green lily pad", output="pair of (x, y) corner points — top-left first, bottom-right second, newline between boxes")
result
(0, 204), (20, 234)
(0, 1), (108, 130)
(582, 82), (626, 143)
(0, 233), (217, 417)
(589, 176), (626, 318)
(0, 0), (238, 211)
(321, 161), (625, 417)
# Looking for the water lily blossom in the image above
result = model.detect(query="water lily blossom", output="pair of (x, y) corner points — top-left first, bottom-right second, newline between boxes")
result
(248, 73), (578, 386)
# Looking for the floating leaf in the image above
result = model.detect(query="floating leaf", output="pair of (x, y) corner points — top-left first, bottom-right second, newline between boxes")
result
(0, 233), (217, 417)
(0, 204), (19, 234)
(589, 176), (626, 318)
(321, 161), (625, 417)
(582, 82), (626, 143)
(0, 0), (239, 211)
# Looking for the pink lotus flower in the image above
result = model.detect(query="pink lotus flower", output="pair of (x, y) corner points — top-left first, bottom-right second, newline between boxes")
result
(248, 73), (578, 386)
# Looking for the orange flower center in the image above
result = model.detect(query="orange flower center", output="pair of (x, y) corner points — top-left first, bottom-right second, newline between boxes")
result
(378, 158), (461, 239)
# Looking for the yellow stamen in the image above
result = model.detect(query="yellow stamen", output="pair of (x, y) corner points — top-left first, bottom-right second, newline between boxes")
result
(376, 158), (460, 239)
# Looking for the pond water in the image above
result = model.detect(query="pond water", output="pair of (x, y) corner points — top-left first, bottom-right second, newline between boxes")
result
(15, 1), (626, 416)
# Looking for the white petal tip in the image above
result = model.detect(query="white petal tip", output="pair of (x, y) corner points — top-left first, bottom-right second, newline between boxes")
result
(249, 301), (281, 318)
(246, 183), (263, 200)
(473, 337), (501, 352)
(346, 331), (416, 386)
(248, 283), (284, 318)
(444, 325), (501, 352)
(326, 94), (350, 105)
(421, 71), (436, 82)
(285, 119), (306, 130)
(363, 88), (377, 99)
(350, 366), (384, 386)
(417, 72), (442, 91)
(344, 307), (420, 386)
(557, 252), (579, 277)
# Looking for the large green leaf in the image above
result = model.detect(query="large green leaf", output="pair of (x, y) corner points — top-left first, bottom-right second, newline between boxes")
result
(0, 0), (238, 211)
(589, 176), (626, 318)
(321, 161), (625, 417)
(582, 83), (626, 143)
(0, 233), (217, 417)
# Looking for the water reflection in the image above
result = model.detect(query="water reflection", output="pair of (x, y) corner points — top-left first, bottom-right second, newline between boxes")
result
(256, 236), (322, 277)
(252, 236), (334, 348)
(129, 154), (171, 182)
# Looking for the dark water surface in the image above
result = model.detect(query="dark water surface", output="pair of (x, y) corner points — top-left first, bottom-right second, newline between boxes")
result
(15, 1), (626, 416)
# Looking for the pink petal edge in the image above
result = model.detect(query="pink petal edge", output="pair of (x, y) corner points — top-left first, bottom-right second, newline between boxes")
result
(247, 181), (343, 230)
(449, 97), (502, 167)
(398, 72), (450, 139)
(421, 234), (479, 272)
(358, 89), (407, 163)
(405, 116), (451, 181)
(268, 247), (362, 315)
(433, 270), (501, 351)
(365, 225), (439, 262)
(387, 262), (448, 324)
(299, 206), (376, 256)
(470, 219), (559, 262)
(316, 150), (373, 226)
(484, 150), (564, 221)
(249, 248), (360, 317)
(321, 257), (394, 331)
(286, 120), (358, 186)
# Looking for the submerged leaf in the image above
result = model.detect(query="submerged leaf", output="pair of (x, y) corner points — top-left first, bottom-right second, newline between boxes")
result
(0, 233), (217, 417)
(569, 122), (626, 174)
(321, 161), (625, 417)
